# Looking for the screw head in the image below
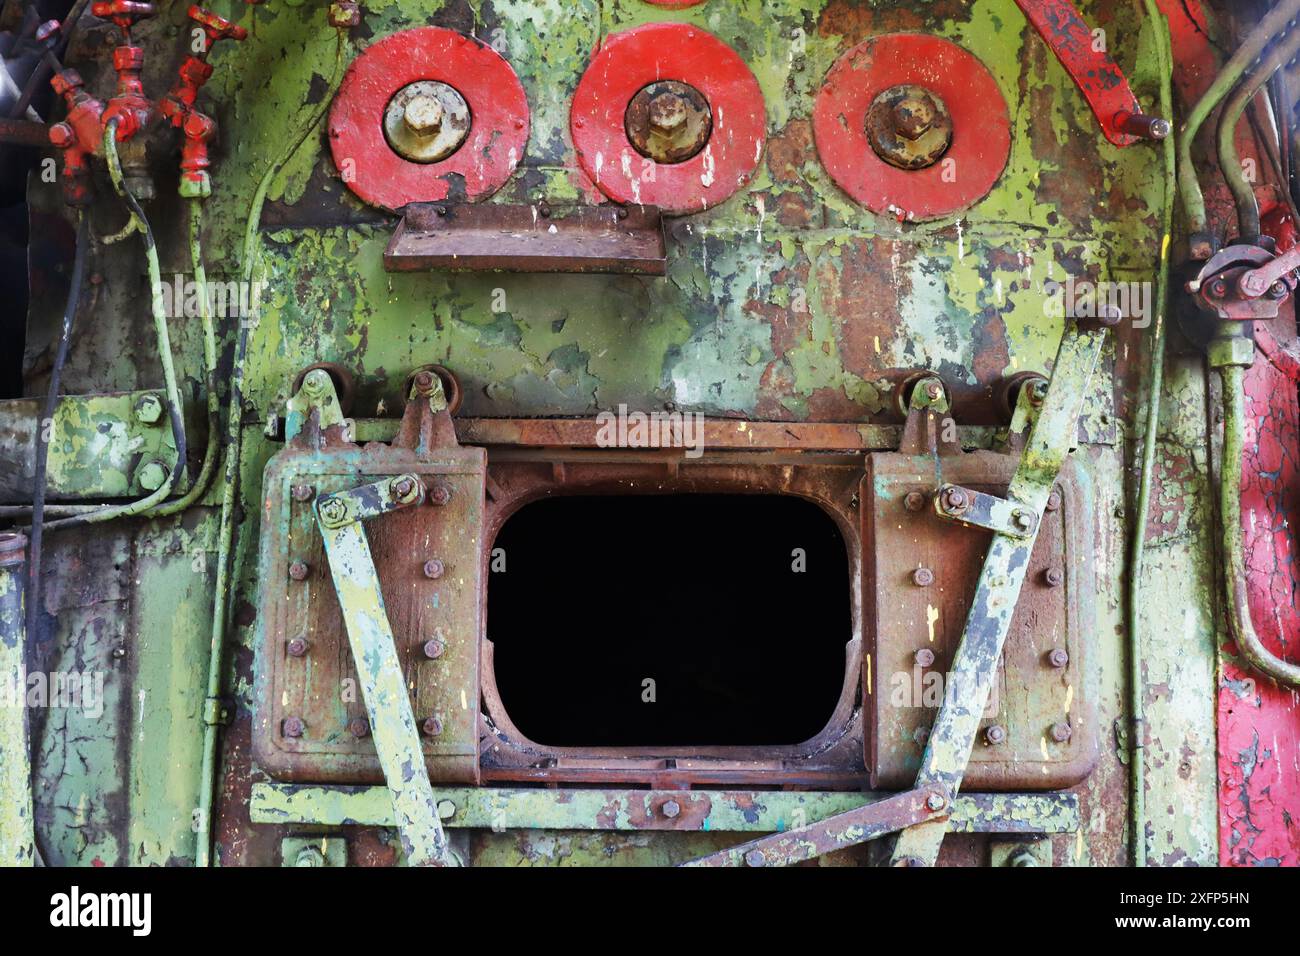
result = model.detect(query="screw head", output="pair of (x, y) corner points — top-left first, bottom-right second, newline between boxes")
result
(922, 379), (944, 402)
(1049, 721), (1072, 743)
(134, 393), (164, 424)
(423, 558), (445, 580)
(283, 716), (305, 738)
(941, 486), (967, 513)
(914, 647), (935, 668)
(926, 792), (946, 812)
(390, 476), (416, 499)
(904, 491), (927, 512)
(744, 849), (767, 868)
(348, 716), (370, 738)
(648, 93), (689, 133)
(912, 567), (934, 588)
(288, 561), (310, 581)
(1048, 648), (1069, 668)
(428, 484), (452, 506)
(1044, 567), (1064, 587)
(423, 639), (446, 660)
(421, 716), (444, 737)
(984, 724), (1007, 745)
(319, 498), (348, 523)
(291, 483), (315, 502)
(136, 460), (169, 492)
(661, 799), (682, 819)
(286, 636), (309, 658)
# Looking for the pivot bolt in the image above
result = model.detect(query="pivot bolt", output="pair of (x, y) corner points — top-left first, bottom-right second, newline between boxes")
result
(1049, 722), (1072, 743)
(422, 716), (444, 737)
(134, 393), (164, 424)
(288, 561), (310, 581)
(319, 497), (348, 524)
(661, 800), (681, 819)
(984, 724), (1007, 745)
(423, 558), (445, 579)
(926, 792), (946, 812)
(282, 716), (305, 738)
(1048, 648), (1069, 668)
(625, 80), (713, 165)
(941, 486), (968, 514)
(287, 635), (309, 658)
(912, 567), (934, 587)
(390, 476), (417, 499)
(1012, 510), (1035, 532)
(914, 648), (935, 668)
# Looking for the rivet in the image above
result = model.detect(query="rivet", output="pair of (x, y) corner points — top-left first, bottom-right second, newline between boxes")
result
(744, 849), (766, 867)
(287, 635), (309, 658)
(429, 484), (452, 506)
(348, 717), (370, 738)
(283, 716), (305, 738)
(926, 792), (946, 812)
(912, 567), (934, 587)
(288, 561), (310, 581)
(423, 558), (445, 579)
(423, 638), (446, 660)
(1044, 567), (1064, 587)
(904, 491), (927, 512)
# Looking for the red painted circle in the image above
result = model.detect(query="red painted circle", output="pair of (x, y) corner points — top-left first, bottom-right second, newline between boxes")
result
(813, 34), (1010, 220)
(571, 23), (765, 215)
(328, 27), (529, 211)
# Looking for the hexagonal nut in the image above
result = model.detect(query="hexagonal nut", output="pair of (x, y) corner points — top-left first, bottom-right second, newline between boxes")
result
(1207, 335), (1255, 369)
(326, 1), (360, 27)
(136, 460), (169, 492)
(134, 393), (164, 425)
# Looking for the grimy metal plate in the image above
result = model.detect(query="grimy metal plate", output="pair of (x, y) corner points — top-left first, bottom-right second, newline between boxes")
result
(863, 450), (1096, 790)
(254, 446), (485, 784)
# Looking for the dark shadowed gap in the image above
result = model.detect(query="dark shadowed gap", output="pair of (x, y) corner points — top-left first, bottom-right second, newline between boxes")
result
(487, 494), (852, 747)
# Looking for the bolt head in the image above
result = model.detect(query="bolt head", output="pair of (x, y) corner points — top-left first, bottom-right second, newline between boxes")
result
(744, 849), (767, 867)
(1045, 489), (1062, 512)
(287, 636), (309, 658)
(48, 122), (76, 148)
(926, 792), (946, 812)
(912, 567), (934, 587)
(914, 648), (935, 668)
(1048, 648), (1069, 668)
(1049, 722), (1072, 743)
(421, 716), (444, 737)
(133, 395), (164, 425)
(423, 558), (445, 579)
(1044, 567), (1064, 587)
(136, 460), (169, 492)
(904, 491), (927, 513)
(283, 716), (305, 738)
(428, 484), (452, 506)
(941, 487), (967, 512)
(403, 95), (445, 136)
(661, 800), (681, 819)
(348, 717), (370, 738)
(291, 483), (315, 502)
(288, 561), (310, 581)
(294, 846), (325, 867)
(984, 724), (1007, 745)
(423, 639), (446, 660)
(922, 380), (944, 402)
(648, 93), (689, 133)
(892, 92), (937, 140)
(1013, 510), (1034, 531)
(319, 498), (348, 523)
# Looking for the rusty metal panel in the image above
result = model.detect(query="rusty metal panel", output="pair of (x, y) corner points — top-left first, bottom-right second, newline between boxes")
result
(254, 448), (485, 785)
(864, 451), (1097, 790)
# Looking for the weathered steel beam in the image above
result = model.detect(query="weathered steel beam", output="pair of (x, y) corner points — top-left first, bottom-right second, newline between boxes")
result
(315, 476), (456, 867)
(249, 783), (1080, 836)
(0, 533), (33, 865)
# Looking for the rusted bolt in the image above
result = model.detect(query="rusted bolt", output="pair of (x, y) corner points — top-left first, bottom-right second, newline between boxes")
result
(903, 491), (927, 513)
(301, 368), (331, 397)
(436, 799), (457, 820)
(867, 84), (953, 170)
(661, 800), (682, 819)
(288, 561), (310, 581)
(940, 486), (968, 514)
(1027, 380), (1049, 406)
(926, 792), (946, 812)
(383, 80), (470, 163)
(319, 497), (348, 524)
(625, 80), (712, 164)
(912, 567), (934, 588)
(412, 370), (436, 393)
(136, 460), (170, 492)
(744, 849), (767, 868)
(404, 95), (444, 136)
(1012, 510), (1035, 532)
(287, 635), (309, 658)
(1045, 489), (1062, 512)
(423, 638), (446, 660)
(326, 0), (360, 28)
(291, 483), (315, 502)
(423, 558), (445, 580)
(421, 716), (444, 737)
(1210, 278), (1227, 298)
(282, 716), (305, 738)
(1048, 648), (1069, 668)
(133, 393), (164, 425)
(1044, 567), (1064, 588)
(914, 648), (935, 668)
(1049, 721), (1072, 743)
(428, 484), (452, 506)
(984, 724), (1007, 745)
(390, 476), (416, 499)
(348, 716), (370, 738)
(922, 379), (944, 402)
(1269, 280), (1289, 300)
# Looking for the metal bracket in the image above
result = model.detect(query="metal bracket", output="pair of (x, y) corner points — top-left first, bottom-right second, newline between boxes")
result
(314, 473), (457, 867)
(932, 484), (1039, 538)
(284, 367), (351, 445)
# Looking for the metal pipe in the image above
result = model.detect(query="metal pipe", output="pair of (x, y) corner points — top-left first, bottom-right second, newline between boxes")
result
(0, 532), (33, 865)
(1218, 360), (1300, 687)
(1216, 23), (1300, 239)
(1178, 0), (1300, 236)
(194, 32), (347, 866)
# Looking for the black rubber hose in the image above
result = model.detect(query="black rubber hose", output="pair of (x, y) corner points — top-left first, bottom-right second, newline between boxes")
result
(25, 213), (87, 644)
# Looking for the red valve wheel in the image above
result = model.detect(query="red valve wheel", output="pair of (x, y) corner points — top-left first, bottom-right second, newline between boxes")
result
(328, 27), (530, 211)
(813, 34), (1010, 221)
(570, 23), (765, 215)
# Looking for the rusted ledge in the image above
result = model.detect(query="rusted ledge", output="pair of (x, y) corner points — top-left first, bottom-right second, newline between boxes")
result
(249, 783), (1079, 834)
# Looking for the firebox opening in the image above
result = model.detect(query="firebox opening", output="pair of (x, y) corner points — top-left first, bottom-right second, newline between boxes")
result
(487, 494), (852, 748)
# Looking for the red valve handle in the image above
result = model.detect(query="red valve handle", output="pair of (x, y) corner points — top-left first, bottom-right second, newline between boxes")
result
(188, 6), (248, 47)
(91, 1), (155, 33)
